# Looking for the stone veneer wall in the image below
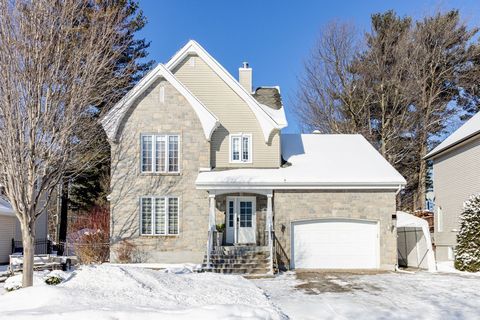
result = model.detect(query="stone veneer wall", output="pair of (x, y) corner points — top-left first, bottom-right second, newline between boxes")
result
(214, 194), (267, 246)
(109, 78), (210, 263)
(273, 190), (397, 270)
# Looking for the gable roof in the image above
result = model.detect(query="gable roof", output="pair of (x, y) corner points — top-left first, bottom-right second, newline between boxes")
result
(165, 40), (287, 142)
(102, 64), (219, 142)
(196, 134), (406, 189)
(425, 111), (480, 159)
(0, 197), (14, 217)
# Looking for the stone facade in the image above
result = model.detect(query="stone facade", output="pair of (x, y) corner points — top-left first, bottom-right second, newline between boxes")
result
(109, 78), (210, 263)
(273, 190), (397, 270)
(214, 193), (267, 246)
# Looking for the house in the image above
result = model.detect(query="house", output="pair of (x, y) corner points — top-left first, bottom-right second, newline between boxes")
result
(102, 40), (406, 272)
(425, 111), (480, 262)
(0, 197), (15, 263)
(0, 189), (49, 263)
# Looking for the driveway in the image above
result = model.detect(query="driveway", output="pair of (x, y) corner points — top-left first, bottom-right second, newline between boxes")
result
(252, 270), (480, 320)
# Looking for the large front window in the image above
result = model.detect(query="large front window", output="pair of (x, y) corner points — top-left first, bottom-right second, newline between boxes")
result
(230, 133), (252, 163)
(141, 134), (179, 173)
(141, 196), (179, 235)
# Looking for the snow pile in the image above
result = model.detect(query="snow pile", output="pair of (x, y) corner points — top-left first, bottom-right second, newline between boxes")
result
(108, 262), (202, 273)
(0, 264), (283, 320)
(3, 270), (73, 292)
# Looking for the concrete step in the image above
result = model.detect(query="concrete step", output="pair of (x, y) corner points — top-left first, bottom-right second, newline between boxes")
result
(205, 267), (270, 274)
(203, 259), (269, 264)
(202, 262), (269, 269)
(204, 253), (269, 259)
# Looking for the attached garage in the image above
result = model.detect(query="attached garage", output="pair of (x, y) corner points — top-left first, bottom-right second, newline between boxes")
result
(291, 219), (379, 269)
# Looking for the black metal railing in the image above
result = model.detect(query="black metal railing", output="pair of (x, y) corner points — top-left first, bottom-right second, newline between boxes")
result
(273, 232), (290, 271)
(11, 238), (53, 255)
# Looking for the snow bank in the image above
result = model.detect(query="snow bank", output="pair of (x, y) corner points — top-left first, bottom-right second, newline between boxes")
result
(0, 264), (283, 320)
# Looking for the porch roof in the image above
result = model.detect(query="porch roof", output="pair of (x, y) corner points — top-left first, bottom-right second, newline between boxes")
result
(196, 134), (406, 190)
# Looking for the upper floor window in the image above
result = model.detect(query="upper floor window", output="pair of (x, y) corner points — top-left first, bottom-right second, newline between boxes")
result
(141, 134), (179, 173)
(230, 133), (252, 163)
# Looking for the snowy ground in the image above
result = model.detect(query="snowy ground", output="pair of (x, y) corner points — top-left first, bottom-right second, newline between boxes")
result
(253, 268), (480, 320)
(0, 264), (284, 320)
(1, 263), (479, 320)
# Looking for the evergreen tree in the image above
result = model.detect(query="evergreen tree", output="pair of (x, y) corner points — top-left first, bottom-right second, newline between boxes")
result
(68, 0), (153, 211)
(455, 194), (480, 272)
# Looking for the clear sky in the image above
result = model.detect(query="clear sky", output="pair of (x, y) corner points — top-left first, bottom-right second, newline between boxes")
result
(137, 0), (480, 133)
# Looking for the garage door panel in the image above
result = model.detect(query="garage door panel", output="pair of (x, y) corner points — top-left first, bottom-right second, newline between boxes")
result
(292, 219), (379, 269)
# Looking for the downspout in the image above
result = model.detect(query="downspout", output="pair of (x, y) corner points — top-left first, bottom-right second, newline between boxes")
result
(394, 184), (403, 272)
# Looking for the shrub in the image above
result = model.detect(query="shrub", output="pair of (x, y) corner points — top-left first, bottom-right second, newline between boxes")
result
(45, 275), (63, 285)
(70, 205), (110, 264)
(455, 194), (480, 272)
(115, 239), (136, 263)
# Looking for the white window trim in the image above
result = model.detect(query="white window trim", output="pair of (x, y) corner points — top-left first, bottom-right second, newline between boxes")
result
(159, 86), (165, 104)
(140, 196), (180, 236)
(229, 133), (252, 163)
(437, 206), (443, 232)
(140, 134), (180, 174)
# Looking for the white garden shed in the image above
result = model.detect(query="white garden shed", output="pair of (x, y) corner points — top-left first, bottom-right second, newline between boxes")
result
(0, 198), (15, 264)
(396, 211), (436, 271)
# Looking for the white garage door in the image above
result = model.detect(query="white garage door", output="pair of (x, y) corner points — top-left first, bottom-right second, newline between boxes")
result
(291, 219), (379, 269)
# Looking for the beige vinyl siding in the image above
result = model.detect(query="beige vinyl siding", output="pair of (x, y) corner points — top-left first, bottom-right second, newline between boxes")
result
(172, 55), (280, 168)
(15, 210), (48, 242)
(0, 216), (16, 263)
(433, 134), (480, 252)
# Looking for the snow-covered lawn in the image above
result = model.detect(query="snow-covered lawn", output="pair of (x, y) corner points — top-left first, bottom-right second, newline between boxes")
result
(2, 262), (479, 320)
(253, 268), (480, 320)
(0, 264), (284, 320)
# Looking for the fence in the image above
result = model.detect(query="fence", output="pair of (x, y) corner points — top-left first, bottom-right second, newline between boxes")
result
(11, 238), (52, 255)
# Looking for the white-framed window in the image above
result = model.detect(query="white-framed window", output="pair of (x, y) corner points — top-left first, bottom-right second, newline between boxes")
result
(230, 133), (252, 163)
(159, 86), (165, 103)
(140, 196), (179, 235)
(437, 206), (443, 232)
(141, 134), (179, 173)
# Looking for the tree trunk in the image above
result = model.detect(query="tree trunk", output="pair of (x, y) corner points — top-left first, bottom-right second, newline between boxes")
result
(416, 139), (428, 211)
(21, 226), (35, 288)
(59, 177), (69, 243)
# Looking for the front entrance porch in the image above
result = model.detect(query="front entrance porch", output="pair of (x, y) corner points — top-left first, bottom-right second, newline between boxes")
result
(204, 190), (275, 274)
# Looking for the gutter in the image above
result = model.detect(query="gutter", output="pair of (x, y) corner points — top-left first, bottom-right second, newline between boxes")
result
(424, 131), (480, 160)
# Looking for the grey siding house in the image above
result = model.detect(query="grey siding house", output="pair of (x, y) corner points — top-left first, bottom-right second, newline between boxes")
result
(425, 112), (480, 262)
(102, 41), (406, 273)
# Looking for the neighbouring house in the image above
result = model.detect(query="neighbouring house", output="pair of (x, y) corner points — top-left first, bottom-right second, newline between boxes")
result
(0, 188), (49, 263)
(102, 40), (406, 273)
(425, 111), (480, 262)
(0, 197), (15, 263)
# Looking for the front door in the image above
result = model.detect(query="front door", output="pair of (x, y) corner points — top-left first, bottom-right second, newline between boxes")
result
(225, 196), (256, 244)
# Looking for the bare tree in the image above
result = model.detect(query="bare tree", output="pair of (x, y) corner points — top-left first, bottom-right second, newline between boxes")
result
(296, 22), (373, 138)
(409, 10), (480, 210)
(0, 0), (135, 287)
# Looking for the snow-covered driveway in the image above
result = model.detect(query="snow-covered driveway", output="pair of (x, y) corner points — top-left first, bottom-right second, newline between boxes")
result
(253, 270), (480, 320)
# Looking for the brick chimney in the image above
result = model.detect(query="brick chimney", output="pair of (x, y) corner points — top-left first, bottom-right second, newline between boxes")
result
(239, 62), (252, 93)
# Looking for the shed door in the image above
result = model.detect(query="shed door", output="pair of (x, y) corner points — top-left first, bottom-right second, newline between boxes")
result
(291, 219), (379, 269)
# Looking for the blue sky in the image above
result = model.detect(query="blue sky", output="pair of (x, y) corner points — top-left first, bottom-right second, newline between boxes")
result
(137, 0), (480, 133)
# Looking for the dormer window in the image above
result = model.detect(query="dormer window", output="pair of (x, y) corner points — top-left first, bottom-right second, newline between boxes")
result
(230, 133), (252, 163)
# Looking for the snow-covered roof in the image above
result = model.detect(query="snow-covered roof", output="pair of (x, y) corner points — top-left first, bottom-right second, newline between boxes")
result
(166, 40), (287, 142)
(196, 134), (406, 190)
(425, 112), (480, 159)
(102, 64), (219, 142)
(0, 197), (14, 217)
